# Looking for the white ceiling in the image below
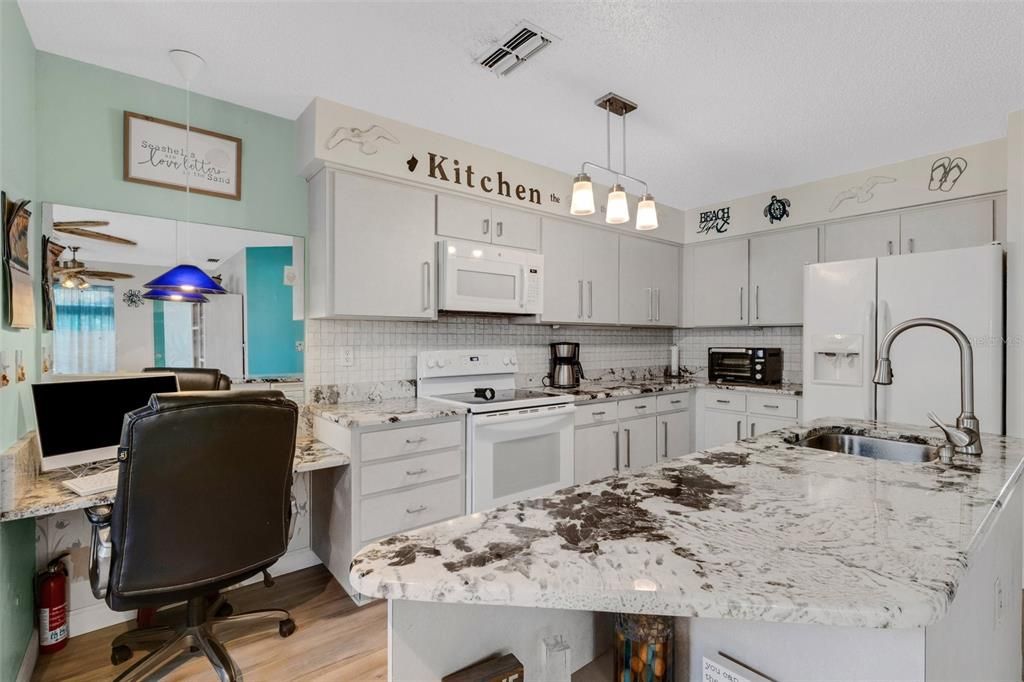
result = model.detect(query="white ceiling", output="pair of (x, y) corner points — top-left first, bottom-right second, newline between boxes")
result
(20, 1), (1024, 210)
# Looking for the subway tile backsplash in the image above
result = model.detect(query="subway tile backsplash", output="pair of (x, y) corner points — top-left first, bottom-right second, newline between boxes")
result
(306, 315), (804, 403)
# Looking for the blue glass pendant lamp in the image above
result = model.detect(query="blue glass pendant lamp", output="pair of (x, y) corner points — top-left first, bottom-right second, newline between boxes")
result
(142, 287), (209, 304)
(144, 264), (226, 295)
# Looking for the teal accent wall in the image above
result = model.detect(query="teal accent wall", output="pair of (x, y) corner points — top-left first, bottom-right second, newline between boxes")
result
(35, 52), (307, 238)
(245, 247), (303, 377)
(0, 2), (40, 678)
(152, 300), (166, 366)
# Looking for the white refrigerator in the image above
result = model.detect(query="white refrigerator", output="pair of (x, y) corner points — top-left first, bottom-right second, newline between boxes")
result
(802, 244), (1003, 433)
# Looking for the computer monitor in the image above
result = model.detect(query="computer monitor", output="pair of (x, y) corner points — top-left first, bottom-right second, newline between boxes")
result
(32, 373), (180, 471)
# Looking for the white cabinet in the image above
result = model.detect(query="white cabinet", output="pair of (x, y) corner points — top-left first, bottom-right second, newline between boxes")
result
(620, 416), (657, 471)
(620, 236), (679, 326)
(823, 197), (995, 262)
(658, 410), (692, 460)
(436, 193), (540, 251)
(704, 410), (746, 448)
(685, 239), (748, 327)
(310, 170), (437, 319)
(746, 415), (794, 439)
(823, 214), (900, 261)
(541, 220), (619, 325)
(574, 422), (619, 483)
(748, 227), (819, 325)
(899, 198), (994, 255)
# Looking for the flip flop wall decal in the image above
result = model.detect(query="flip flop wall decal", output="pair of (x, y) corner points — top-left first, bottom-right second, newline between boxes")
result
(929, 156), (967, 192)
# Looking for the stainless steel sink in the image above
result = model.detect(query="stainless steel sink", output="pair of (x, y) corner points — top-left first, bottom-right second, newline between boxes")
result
(795, 433), (938, 463)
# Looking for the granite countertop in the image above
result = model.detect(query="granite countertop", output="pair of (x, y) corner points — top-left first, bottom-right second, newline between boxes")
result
(543, 377), (802, 402)
(350, 419), (1024, 629)
(309, 398), (467, 428)
(1, 435), (347, 522)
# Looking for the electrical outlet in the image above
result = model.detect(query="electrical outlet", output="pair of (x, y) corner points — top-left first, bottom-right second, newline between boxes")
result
(340, 347), (355, 367)
(295, 341), (305, 352)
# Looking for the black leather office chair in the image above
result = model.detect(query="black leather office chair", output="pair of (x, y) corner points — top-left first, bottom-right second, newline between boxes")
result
(143, 366), (232, 391)
(85, 391), (298, 681)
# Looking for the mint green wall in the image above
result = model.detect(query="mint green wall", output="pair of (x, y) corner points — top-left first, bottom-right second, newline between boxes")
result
(0, 2), (40, 678)
(35, 52), (306, 238)
(246, 246), (303, 377)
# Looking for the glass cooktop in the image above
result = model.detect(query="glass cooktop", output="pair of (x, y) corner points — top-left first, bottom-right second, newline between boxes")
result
(435, 389), (557, 405)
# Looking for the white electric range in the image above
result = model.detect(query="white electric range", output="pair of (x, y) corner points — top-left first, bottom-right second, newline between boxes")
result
(417, 349), (575, 512)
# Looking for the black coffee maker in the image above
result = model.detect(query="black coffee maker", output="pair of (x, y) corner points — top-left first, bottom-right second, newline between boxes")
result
(546, 342), (585, 389)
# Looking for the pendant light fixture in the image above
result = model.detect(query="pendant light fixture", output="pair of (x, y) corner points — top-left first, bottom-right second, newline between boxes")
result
(144, 50), (226, 302)
(569, 93), (658, 231)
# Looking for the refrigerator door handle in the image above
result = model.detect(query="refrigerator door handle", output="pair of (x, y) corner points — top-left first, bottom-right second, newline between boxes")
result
(864, 300), (876, 421)
(876, 298), (891, 422)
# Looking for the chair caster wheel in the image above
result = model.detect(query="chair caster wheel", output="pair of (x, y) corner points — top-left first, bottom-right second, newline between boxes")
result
(215, 601), (234, 618)
(278, 618), (296, 638)
(111, 645), (133, 665)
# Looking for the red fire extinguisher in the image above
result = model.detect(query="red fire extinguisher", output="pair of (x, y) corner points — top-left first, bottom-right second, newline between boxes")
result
(37, 554), (69, 654)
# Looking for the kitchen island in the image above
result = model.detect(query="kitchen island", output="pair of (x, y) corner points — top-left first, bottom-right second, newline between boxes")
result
(350, 419), (1024, 681)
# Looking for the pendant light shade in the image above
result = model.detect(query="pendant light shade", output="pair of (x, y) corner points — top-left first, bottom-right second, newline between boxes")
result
(606, 184), (630, 225)
(144, 264), (226, 294)
(570, 173), (595, 216)
(636, 193), (659, 231)
(143, 287), (209, 304)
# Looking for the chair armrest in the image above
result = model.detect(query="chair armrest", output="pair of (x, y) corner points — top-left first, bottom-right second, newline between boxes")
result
(84, 505), (113, 600)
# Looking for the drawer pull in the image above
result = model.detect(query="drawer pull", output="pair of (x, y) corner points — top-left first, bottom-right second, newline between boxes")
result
(406, 505), (428, 514)
(634, 405), (648, 410)
(762, 404), (780, 409)
(716, 399), (731, 404)
(670, 399), (682, 405)
(592, 411), (606, 416)
(405, 437), (428, 445)
(406, 468), (428, 475)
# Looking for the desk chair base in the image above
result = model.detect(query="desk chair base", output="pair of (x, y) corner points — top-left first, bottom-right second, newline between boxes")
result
(111, 595), (294, 682)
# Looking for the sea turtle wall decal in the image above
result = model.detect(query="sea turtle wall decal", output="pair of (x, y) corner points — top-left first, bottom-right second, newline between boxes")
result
(763, 195), (791, 224)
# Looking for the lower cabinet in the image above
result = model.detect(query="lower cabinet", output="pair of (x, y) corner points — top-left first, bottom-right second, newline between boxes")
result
(704, 410), (748, 448)
(574, 392), (693, 484)
(698, 390), (801, 450)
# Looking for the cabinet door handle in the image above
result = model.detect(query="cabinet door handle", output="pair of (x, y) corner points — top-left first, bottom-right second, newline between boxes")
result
(739, 287), (744, 321)
(614, 430), (620, 472)
(406, 505), (427, 514)
(736, 421), (742, 440)
(497, 221), (503, 238)
(482, 218), (490, 235)
(755, 285), (760, 320)
(624, 428), (632, 468)
(406, 467), (428, 476)
(422, 262), (431, 311)
(588, 280), (594, 319)
(646, 288), (653, 321)
(655, 288), (661, 321)
(750, 422), (756, 438)
(886, 240), (893, 255)
(907, 237), (914, 253)
(578, 280), (584, 319)
(663, 420), (669, 459)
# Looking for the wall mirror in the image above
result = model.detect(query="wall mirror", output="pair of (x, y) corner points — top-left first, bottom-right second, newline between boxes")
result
(42, 203), (305, 384)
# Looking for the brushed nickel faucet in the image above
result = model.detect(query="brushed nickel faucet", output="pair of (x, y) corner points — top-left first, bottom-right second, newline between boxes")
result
(872, 317), (982, 456)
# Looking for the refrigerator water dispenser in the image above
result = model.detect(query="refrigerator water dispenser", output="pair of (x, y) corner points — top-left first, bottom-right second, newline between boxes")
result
(811, 334), (863, 385)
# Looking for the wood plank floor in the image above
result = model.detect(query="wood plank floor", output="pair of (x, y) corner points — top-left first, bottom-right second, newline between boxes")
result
(32, 566), (387, 681)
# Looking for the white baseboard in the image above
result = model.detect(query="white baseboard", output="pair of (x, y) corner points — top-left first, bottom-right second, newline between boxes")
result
(16, 630), (38, 682)
(67, 553), (323, 637)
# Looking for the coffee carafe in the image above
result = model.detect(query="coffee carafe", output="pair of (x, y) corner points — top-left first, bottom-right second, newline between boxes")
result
(546, 342), (585, 389)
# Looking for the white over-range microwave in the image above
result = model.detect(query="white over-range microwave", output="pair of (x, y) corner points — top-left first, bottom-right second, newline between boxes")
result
(438, 239), (543, 315)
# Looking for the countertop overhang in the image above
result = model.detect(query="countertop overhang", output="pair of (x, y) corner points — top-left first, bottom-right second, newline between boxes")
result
(350, 419), (1024, 629)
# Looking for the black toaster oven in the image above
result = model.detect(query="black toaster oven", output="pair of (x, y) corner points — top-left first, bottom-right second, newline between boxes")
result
(708, 347), (783, 385)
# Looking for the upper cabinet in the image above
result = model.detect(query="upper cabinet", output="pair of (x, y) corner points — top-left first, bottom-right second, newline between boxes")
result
(308, 170), (437, 320)
(748, 227), (819, 325)
(436, 193), (540, 251)
(823, 196), (995, 262)
(683, 227), (818, 328)
(540, 219), (618, 325)
(619, 236), (679, 326)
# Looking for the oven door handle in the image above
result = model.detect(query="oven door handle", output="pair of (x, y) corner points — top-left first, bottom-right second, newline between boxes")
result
(475, 405), (575, 426)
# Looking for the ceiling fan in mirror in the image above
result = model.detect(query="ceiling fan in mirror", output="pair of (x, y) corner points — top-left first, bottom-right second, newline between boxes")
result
(53, 220), (138, 246)
(53, 245), (133, 289)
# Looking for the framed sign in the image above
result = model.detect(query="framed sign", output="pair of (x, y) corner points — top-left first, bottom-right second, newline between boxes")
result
(123, 111), (242, 200)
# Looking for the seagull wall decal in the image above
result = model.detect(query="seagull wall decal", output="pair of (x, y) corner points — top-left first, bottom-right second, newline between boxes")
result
(325, 124), (400, 155)
(829, 176), (897, 213)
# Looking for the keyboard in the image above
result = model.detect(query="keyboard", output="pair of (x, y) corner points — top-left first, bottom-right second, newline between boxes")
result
(62, 470), (119, 496)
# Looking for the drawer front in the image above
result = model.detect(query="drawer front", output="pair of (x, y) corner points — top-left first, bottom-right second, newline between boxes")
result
(703, 391), (746, 413)
(361, 420), (462, 463)
(657, 392), (690, 413)
(575, 401), (618, 427)
(360, 477), (464, 542)
(619, 396), (657, 418)
(748, 395), (799, 419)
(361, 448), (463, 496)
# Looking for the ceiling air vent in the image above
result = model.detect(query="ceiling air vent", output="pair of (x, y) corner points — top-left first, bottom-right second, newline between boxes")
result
(477, 21), (557, 77)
